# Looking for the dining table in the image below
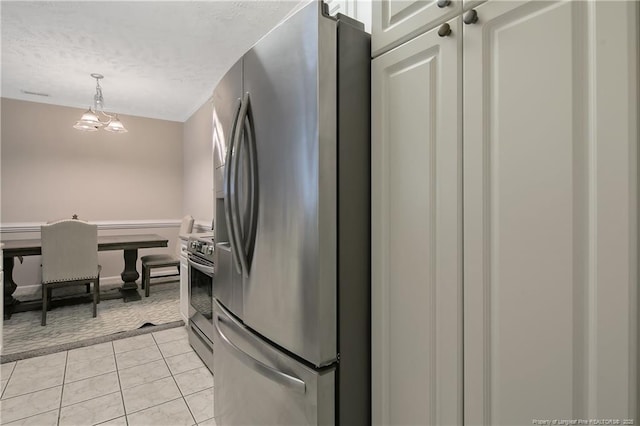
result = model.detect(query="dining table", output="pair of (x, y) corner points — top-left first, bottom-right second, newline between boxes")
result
(2, 233), (168, 319)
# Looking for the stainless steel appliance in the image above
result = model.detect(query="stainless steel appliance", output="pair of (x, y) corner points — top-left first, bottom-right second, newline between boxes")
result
(186, 234), (215, 373)
(212, 2), (370, 424)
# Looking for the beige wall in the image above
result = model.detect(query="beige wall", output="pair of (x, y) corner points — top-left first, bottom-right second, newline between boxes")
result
(182, 99), (214, 228)
(1, 98), (184, 288)
(1, 98), (183, 222)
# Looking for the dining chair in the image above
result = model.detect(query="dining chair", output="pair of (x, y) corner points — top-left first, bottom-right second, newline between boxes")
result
(41, 219), (101, 326)
(46, 215), (91, 295)
(140, 215), (194, 297)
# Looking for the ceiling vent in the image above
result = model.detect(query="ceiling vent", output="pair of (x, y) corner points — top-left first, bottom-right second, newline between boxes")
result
(21, 90), (50, 97)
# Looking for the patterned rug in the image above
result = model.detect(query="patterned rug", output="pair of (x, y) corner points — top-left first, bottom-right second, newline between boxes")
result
(1, 280), (183, 360)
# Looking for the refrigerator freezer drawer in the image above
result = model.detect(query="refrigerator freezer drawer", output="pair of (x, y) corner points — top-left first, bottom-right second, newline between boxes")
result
(213, 300), (335, 425)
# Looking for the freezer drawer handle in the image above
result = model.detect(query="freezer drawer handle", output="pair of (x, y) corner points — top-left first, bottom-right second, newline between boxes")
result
(214, 314), (307, 394)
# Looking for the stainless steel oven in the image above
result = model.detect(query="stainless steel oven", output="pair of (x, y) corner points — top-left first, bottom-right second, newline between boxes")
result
(187, 235), (215, 374)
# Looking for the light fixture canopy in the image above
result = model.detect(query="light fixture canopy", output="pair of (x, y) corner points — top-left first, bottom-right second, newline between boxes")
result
(73, 73), (127, 133)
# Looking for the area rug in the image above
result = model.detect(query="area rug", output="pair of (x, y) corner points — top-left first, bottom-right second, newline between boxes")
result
(1, 280), (183, 361)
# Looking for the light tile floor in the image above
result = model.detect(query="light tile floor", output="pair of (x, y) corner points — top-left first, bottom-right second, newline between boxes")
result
(0, 326), (216, 426)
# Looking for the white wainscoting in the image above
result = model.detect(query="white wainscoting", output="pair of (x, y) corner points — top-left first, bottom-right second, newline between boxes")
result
(1, 219), (180, 234)
(0, 219), (212, 234)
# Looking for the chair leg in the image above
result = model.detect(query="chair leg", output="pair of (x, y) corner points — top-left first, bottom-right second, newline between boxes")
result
(144, 266), (151, 297)
(93, 278), (98, 318)
(47, 288), (52, 310)
(41, 284), (47, 326)
(141, 265), (146, 289)
(86, 283), (90, 293)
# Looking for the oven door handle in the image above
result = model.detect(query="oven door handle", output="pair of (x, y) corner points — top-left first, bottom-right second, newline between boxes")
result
(187, 256), (214, 277)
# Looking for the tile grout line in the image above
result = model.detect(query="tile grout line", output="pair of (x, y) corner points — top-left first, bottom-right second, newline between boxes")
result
(112, 340), (130, 426)
(60, 345), (122, 425)
(64, 352), (117, 384)
(117, 334), (188, 418)
(154, 330), (199, 425)
(0, 359), (65, 426)
(1, 328), (200, 425)
(3, 408), (60, 425)
(1, 382), (65, 401)
(2, 352), (74, 404)
(57, 350), (69, 425)
(0, 361), (17, 399)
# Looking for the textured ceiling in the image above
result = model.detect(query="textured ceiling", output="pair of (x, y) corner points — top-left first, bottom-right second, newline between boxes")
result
(1, 1), (306, 122)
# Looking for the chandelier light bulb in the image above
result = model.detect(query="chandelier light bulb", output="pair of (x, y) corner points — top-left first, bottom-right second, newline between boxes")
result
(104, 116), (127, 133)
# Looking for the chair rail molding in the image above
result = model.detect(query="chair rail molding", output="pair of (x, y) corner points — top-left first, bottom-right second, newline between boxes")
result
(1, 219), (213, 235)
(0, 219), (182, 234)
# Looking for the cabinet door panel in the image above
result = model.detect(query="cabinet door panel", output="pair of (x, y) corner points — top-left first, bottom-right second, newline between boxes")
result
(462, 0), (485, 12)
(179, 258), (189, 323)
(372, 0), (461, 57)
(372, 18), (462, 426)
(324, 0), (372, 33)
(463, 1), (638, 424)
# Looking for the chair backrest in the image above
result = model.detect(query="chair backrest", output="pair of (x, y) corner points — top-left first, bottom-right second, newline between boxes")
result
(176, 215), (194, 257)
(41, 219), (99, 283)
(179, 215), (195, 235)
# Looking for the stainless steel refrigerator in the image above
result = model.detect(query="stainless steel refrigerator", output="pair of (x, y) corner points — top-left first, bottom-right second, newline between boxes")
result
(212, 2), (370, 424)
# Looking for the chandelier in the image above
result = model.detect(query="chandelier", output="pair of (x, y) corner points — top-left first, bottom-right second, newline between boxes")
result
(73, 73), (128, 133)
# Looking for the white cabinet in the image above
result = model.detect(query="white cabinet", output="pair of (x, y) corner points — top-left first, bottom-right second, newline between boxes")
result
(372, 0), (461, 57)
(463, 1), (638, 423)
(1, 244), (3, 353)
(179, 237), (189, 323)
(324, 0), (372, 33)
(372, 1), (638, 424)
(1, 269), (3, 353)
(372, 17), (462, 426)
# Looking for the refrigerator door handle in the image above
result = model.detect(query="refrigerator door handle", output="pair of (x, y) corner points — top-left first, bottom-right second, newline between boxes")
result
(231, 92), (253, 277)
(224, 98), (243, 274)
(241, 92), (259, 269)
(214, 313), (307, 394)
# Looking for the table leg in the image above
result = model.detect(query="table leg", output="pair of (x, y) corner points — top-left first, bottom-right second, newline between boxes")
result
(119, 248), (141, 302)
(3, 257), (20, 319)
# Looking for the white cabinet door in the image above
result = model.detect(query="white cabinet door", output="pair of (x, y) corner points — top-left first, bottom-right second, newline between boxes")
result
(1, 269), (3, 353)
(463, 1), (638, 424)
(324, 0), (372, 33)
(372, 17), (462, 426)
(372, 0), (461, 57)
(462, 0), (485, 12)
(179, 241), (189, 323)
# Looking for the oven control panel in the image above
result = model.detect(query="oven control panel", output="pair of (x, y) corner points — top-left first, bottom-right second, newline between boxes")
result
(187, 237), (215, 262)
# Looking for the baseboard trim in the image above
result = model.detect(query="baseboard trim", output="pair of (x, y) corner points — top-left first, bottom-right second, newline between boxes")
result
(12, 274), (179, 298)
